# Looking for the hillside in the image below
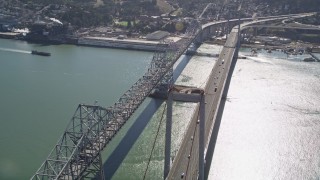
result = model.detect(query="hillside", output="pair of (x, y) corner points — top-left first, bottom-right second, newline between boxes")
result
(259, 0), (320, 12)
(3, 0), (319, 30)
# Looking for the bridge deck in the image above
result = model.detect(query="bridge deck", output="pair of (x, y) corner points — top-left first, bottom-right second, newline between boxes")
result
(245, 24), (320, 31)
(167, 13), (314, 179)
(167, 30), (239, 180)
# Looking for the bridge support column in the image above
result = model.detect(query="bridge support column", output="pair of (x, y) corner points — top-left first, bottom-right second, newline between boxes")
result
(238, 20), (241, 48)
(254, 27), (258, 36)
(96, 154), (105, 180)
(226, 19), (230, 38)
(164, 87), (205, 179)
(82, 153), (105, 180)
(164, 93), (173, 179)
(199, 95), (205, 180)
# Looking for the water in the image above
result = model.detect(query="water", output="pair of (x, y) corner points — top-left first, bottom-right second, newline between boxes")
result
(209, 49), (320, 179)
(1, 37), (319, 179)
(0, 38), (153, 179)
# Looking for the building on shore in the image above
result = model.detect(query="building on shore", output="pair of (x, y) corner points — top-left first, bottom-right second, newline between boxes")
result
(146, 30), (170, 41)
(78, 36), (168, 51)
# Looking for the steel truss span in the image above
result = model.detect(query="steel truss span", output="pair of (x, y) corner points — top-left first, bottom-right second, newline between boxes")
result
(31, 20), (201, 180)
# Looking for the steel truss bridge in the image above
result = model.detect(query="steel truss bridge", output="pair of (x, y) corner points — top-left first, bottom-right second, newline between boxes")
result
(31, 12), (315, 180)
(31, 20), (203, 180)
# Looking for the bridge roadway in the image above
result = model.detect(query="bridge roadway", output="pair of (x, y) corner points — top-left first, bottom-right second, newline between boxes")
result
(167, 28), (239, 180)
(167, 12), (315, 180)
(244, 24), (320, 31)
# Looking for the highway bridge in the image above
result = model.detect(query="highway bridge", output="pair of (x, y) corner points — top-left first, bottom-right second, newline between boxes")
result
(243, 24), (320, 31)
(166, 13), (315, 180)
(31, 12), (315, 180)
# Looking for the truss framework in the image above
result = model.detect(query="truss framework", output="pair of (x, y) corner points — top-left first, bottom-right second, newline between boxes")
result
(31, 20), (201, 180)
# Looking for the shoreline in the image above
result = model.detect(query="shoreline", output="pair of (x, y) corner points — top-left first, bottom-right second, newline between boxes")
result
(1, 31), (319, 54)
(241, 42), (320, 53)
(239, 45), (320, 62)
(77, 36), (167, 52)
(0, 32), (167, 52)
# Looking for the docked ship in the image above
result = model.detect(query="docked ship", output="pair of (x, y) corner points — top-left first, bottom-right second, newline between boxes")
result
(31, 50), (51, 56)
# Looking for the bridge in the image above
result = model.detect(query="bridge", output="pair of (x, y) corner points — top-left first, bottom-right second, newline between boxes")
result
(243, 24), (320, 31)
(166, 12), (315, 180)
(31, 12), (315, 180)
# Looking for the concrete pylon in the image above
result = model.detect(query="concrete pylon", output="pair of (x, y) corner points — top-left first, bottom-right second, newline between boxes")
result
(164, 87), (205, 180)
(164, 93), (173, 179)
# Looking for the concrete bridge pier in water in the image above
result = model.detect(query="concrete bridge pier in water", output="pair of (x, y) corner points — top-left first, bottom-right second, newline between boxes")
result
(164, 86), (206, 180)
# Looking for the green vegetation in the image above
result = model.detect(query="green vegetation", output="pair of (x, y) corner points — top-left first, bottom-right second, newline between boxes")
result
(156, 0), (174, 13)
(300, 34), (320, 38)
(171, 8), (183, 16)
(116, 21), (128, 27)
(298, 34), (320, 43)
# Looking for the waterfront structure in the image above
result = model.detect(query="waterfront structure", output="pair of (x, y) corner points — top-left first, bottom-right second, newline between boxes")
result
(78, 36), (167, 51)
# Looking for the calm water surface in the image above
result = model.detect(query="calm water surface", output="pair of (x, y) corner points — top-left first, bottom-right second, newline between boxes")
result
(0, 38), (152, 179)
(209, 49), (320, 179)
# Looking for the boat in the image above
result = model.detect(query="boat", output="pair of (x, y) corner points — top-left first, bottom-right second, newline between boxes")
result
(31, 50), (51, 56)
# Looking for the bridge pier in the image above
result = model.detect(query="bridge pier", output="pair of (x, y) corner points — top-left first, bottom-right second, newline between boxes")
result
(199, 92), (205, 180)
(83, 154), (105, 180)
(164, 93), (173, 179)
(226, 19), (230, 38)
(164, 87), (205, 180)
